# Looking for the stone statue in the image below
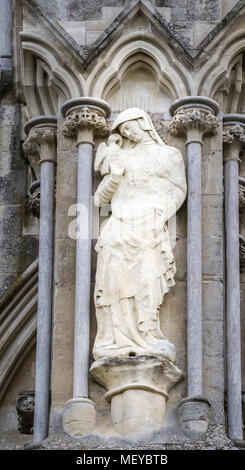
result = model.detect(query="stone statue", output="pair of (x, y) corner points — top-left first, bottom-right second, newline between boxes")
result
(93, 108), (187, 363)
(16, 391), (35, 434)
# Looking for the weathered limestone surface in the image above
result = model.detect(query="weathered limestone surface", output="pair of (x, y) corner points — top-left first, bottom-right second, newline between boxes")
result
(0, 347), (36, 450)
(30, 0), (236, 49)
(91, 356), (183, 436)
(50, 125), (77, 413)
(1, 0), (244, 450)
(0, 100), (38, 300)
(49, 113), (225, 439)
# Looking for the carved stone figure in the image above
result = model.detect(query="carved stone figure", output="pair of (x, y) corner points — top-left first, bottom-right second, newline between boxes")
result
(93, 108), (187, 362)
(16, 391), (35, 434)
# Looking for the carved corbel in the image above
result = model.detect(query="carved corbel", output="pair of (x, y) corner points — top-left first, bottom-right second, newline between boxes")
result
(23, 120), (57, 218)
(16, 391), (35, 434)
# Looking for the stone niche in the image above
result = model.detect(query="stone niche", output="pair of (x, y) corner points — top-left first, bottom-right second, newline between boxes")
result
(105, 64), (173, 114)
(50, 66), (224, 445)
(87, 100), (188, 439)
(51, 95), (189, 442)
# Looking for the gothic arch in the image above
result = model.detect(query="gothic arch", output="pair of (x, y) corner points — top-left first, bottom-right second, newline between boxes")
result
(20, 33), (84, 118)
(0, 260), (38, 402)
(197, 29), (245, 102)
(87, 32), (191, 105)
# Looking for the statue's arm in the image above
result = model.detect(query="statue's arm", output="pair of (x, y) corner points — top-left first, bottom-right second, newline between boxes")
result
(94, 173), (121, 207)
(159, 147), (187, 198)
(156, 146), (187, 221)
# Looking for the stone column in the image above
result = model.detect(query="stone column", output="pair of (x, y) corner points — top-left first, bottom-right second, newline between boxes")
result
(23, 116), (57, 443)
(60, 98), (111, 437)
(223, 114), (245, 441)
(169, 97), (220, 432)
(0, 0), (12, 88)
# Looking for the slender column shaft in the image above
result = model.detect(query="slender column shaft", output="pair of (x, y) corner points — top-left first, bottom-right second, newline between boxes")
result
(60, 99), (111, 437)
(187, 142), (203, 397)
(23, 117), (57, 444)
(0, 0), (12, 70)
(33, 160), (55, 442)
(225, 157), (243, 440)
(73, 142), (93, 398)
(222, 115), (245, 441)
(169, 97), (220, 432)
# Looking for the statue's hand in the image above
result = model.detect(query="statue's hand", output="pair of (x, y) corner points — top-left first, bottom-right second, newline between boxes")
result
(109, 154), (124, 177)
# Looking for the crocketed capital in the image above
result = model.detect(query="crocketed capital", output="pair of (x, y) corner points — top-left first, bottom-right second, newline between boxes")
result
(223, 124), (245, 144)
(60, 97), (111, 141)
(23, 116), (57, 179)
(62, 107), (109, 138)
(169, 96), (220, 144)
(23, 127), (57, 153)
(223, 115), (245, 163)
(169, 108), (219, 137)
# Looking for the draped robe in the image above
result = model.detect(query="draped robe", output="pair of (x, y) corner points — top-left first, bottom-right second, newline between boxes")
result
(93, 141), (187, 361)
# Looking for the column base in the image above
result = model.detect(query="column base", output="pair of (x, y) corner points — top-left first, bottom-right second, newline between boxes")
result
(231, 439), (245, 448)
(62, 398), (96, 438)
(24, 441), (44, 450)
(90, 355), (183, 437)
(178, 396), (211, 433)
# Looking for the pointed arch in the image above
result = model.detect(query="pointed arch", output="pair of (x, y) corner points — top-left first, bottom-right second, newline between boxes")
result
(0, 260), (38, 402)
(20, 32), (84, 118)
(197, 29), (245, 102)
(87, 32), (192, 109)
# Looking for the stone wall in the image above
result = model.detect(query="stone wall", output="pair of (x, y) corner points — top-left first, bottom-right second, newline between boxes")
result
(0, 0), (245, 448)
(0, 347), (36, 450)
(49, 116), (225, 434)
(27, 0), (239, 49)
(0, 94), (38, 301)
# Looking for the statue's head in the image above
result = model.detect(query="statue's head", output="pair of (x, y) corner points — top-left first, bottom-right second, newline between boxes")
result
(119, 119), (146, 144)
(111, 108), (165, 146)
(16, 392), (35, 414)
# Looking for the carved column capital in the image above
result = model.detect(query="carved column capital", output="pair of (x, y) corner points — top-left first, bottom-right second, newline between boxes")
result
(62, 107), (109, 139)
(169, 108), (219, 140)
(24, 126), (57, 147)
(223, 124), (245, 144)
(23, 116), (57, 176)
(24, 117), (57, 161)
(169, 96), (220, 145)
(223, 115), (245, 163)
(23, 116), (57, 218)
(61, 98), (111, 146)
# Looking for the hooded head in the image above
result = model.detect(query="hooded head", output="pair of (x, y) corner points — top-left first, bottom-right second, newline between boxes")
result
(111, 108), (165, 146)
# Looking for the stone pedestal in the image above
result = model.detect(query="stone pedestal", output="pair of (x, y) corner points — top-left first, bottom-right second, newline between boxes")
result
(91, 356), (183, 437)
